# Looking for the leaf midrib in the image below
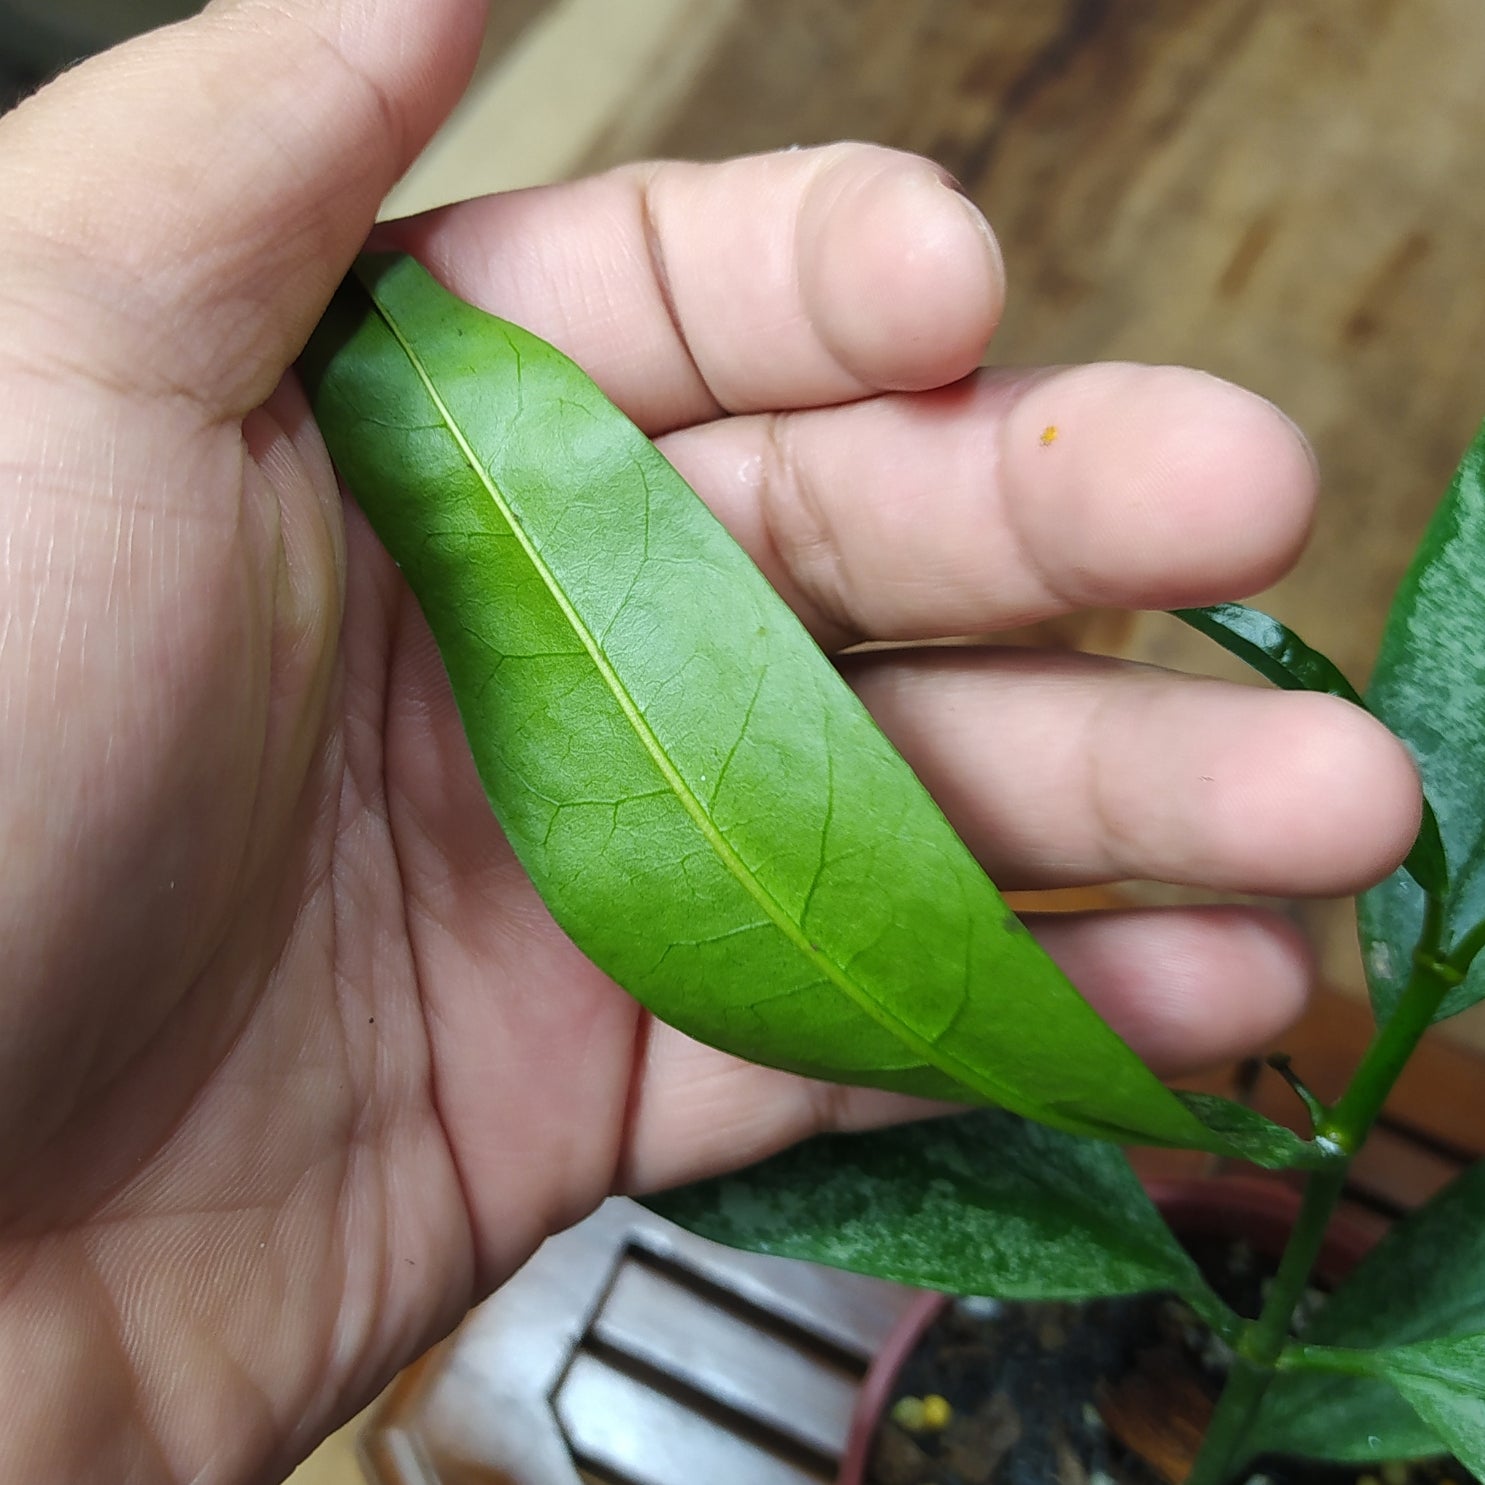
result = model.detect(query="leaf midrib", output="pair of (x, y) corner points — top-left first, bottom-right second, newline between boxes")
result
(368, 279), (1020, 1109)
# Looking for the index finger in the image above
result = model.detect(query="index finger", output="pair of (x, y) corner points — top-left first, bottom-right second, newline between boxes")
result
(374, 143), (1007, 435)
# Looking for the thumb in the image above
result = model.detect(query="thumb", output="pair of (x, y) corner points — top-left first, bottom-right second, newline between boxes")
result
(0, 0), (487, 414)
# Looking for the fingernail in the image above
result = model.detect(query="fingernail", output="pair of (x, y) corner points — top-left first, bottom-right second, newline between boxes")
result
(938, 177), (1004, 282)
(1272, 403), (1321, 483)
(1202, 372), (1321, 484)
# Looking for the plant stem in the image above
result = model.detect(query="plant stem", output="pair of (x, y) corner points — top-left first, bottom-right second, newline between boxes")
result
(1183, 912), (1455, 1485)
(1183, 1164), (1348, 1485)
(1325, 958), (1455, 1153)
(1240, 1165), (1350, 1363)
(1277, 1343), (1383, 1380)
(1186, 1355), (1280, 1484)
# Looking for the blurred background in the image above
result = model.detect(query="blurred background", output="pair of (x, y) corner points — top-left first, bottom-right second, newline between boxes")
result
(6, 2), (1485, 1481)
(0, 0), (196, 102)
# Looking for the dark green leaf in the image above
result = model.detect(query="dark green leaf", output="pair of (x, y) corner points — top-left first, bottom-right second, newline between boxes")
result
(1252, 1159), (1485, 1462)
(1375, 1334), (1485, 1478)
(647, 1110), (1227, 1323)
(1173, 603), (1366, 702)
(300, 252), (1221, 1147)
(1173, 603), (1446, 899)
(1254, 1358), (1437, 1465)
(1360, 418), (1485, 1022)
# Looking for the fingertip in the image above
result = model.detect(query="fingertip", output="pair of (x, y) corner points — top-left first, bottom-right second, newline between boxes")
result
(1139, 910), (1313, 1075)
(1033, 907), (1312, 1076)
(1167, 371), (1320, 593)
(1135, 686), (1425, 899)
(799, 147), (1005, 392)
(1274, 695), (1426, 894)
(1006, 364), (1319, 607)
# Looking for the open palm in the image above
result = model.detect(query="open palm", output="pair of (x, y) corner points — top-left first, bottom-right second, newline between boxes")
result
(0, 3), (1421, 1482)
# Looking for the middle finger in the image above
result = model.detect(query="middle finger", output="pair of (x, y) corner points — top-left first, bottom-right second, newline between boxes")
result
(660, 359), (1317, 650)
(844, 645), (1421, 897)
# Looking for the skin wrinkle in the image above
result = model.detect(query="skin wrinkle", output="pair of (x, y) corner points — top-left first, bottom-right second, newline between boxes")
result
(2, 302), (202, 414)
(155, 1311), (279, 1485)
(71, 1240), (177, 1485)
(197, 24), (401, 400)
(104, 444), (135, 622)
(1083, 674), (1158, 884)
(0, 212), (185, 367)
(311, 1093), (384, 1442)
(0, 433), (258, 1152)
(804, 1078), (864, 1147)
(0, 201), (251, 417)
(369, 596), (482, 1293)
(294, 1159), (404, 1456)
(757, 408), (859, 650)
(990, 371), (1074, 619)
(788, 153), (857, 393)
(44, 749), (322, 1229)
(228, 0), (413, 198)
(97, 980), (343, 1477)
(611, 1006), (659, 1196)
(798, 151), (1001, 399)
(636, 167), (721, 427)
(47, 947), (261, 1235)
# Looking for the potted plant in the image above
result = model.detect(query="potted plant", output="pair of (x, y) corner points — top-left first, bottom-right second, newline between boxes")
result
(303, 251), (1485, 1484)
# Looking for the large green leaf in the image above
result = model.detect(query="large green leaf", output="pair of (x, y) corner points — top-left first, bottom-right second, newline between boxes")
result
(301, 252), (1235, 1148)
(1173, 603), (1446, 898)
(1251, 1159), (1485, 1462)
(647, 1110), (1227, 1325)
(1374, 1334), (1485, 1478)
(1360, 418), (1485, 1022)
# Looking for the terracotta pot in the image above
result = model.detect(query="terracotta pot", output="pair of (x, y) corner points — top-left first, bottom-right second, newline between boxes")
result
(836, 1175), (1379, 1485)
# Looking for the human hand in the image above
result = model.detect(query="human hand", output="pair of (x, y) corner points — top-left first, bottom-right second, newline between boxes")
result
(0, 1), (1421, 1480)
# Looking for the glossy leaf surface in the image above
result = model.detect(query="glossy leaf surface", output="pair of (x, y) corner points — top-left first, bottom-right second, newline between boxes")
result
(1360, 418), (1485, 1022)
(1173, 603), (1446, 899)
(1251, 1159), (1485, 1462)
(301, 253), (1229, 1146)
(647, 1110), (1226, 1323)
(1174, 603), (1365, 702)
(1374, 1334), (1485, 1478)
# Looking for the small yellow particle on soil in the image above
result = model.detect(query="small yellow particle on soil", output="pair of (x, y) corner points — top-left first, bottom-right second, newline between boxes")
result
(890, 1396), (927, 1431)
(889, 1394), (954, 1433)
(1039, 424), (1059, 446)
(921, 1394), (953, 1431)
